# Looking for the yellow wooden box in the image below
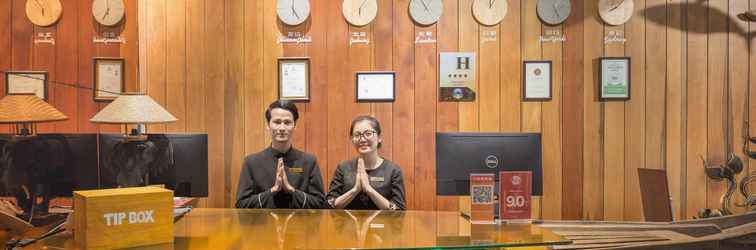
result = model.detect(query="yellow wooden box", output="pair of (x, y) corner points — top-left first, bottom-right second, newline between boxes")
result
(73, 186), (174, 249)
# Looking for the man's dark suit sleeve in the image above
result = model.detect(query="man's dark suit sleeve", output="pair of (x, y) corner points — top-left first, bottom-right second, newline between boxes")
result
(290, 159), (327, 208)
(236, 159), (274, 208)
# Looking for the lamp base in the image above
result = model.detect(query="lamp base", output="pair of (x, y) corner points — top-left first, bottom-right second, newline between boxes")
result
(126, 134), (148, 142)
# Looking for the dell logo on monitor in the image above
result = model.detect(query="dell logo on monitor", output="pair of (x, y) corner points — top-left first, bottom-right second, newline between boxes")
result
(485, 155), (499, 169)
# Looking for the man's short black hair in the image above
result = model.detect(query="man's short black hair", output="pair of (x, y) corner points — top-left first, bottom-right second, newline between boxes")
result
(265, 100), (299, 122)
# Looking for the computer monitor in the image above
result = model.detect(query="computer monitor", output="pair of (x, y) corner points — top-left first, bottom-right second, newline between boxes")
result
(98, 133), (208, 197)
(436, 132), (542, 196)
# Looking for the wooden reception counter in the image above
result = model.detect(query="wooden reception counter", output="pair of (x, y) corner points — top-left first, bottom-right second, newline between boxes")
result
(5, 209), (756, 249)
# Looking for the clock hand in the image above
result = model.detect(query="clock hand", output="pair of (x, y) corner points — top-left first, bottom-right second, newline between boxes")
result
(608, 0), (625, 12)
(358, 0), (368, 16)
(34, 0), (45, 16)
(553, 1), (561, 19)
(489, 0), (495, 9)
(420, 0), (430, 12)
(291, 0), (300, 19)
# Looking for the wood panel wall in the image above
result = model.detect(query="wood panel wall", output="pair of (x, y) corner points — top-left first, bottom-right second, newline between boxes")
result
(0, 0), (139, 133)
(138, 0), (756, 221)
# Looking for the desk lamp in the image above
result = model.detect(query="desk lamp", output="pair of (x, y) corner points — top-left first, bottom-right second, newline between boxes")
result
(90, 93), (176, 187)
(0, 93), (68, 223)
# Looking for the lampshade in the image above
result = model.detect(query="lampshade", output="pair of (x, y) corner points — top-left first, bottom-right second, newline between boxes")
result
(0, 94), (68, 123)
(90, 93), (177, 124)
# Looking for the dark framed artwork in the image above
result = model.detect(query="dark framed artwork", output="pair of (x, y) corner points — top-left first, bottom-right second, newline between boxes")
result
(5, 71), (48, 101)
(278, 57), (310, 102)
(94, 57), (125, 101)
(599, 57), (631, 101)
(522, 61), (552, 101)
(355, 72), (395, 102)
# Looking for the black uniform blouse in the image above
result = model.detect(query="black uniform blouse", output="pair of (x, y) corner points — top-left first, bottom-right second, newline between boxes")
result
(235, 146), (326, 209)
(326, 158), (406, 210)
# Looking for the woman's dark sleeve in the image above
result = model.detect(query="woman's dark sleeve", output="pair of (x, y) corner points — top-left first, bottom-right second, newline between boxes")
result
(389, 167), (407, 210)
(236, 159), (274, 208)
(291, 159), (327, 209)
(326, 165), (346, 208)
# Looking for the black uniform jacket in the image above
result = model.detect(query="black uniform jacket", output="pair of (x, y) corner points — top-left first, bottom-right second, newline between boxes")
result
(236, 146), (326, 209)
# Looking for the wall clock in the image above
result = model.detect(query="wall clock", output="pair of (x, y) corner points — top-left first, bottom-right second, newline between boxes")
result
(472, 0), (508, 26)
(409, 0), (443, 26)
(343, 0), (378, 27)
(92, 0), (126, 26)
(598, 0), (634, 26)
(537, 0), (571, 25)
(277, 0), (311, 26)
(25, 0), (63, 27)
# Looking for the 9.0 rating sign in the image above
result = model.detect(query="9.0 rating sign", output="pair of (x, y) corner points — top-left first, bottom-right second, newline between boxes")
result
(499, 171), (532, 220)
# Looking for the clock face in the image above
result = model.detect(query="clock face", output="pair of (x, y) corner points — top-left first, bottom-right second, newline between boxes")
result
(598, 0), (634, 26)
(277, 0), (311, 26)
(409, 0), (443, 26)
(92, 0), (126, 26)
(25, 0), (63, 27)
(537, 0), (571, 25)
(342, 0), (378, 26)
(472, 0), (508, 26)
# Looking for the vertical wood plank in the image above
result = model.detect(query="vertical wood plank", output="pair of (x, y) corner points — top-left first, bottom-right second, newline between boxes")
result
(11, 0), (32, 71)
(226, 0), (245, 208)
(562, 0), (584, 220)
(458, 0), (478, 133)
(749, 0), (756, 201)
(645, 1), (667, 171)
(414, 23), (437, 210)
(541, 23), (563, 220)
(499, 0), (521, 133)
(436, 0), (459, 212)
(666, 0), (685, 221)
(583, 0), (604, 220)
(0, 0), (9, 132)
(603, 22), (626, 221)
(706, 0), (727, 211)
(205, 0), (226, 207)
(121, 0), (139, 93)
(686, 0), (708, 218)
(77, 0), (99, 133)
(145, 0), (167, 133)
(243, 0), (263, 154)
(54, 0), (78, 132)
(305, 0), (329, 188)
(522, 0), (543, 219)
(186, 0), (206, 133)
(33, 24), (56, 133)
(729, 0), (750, 215)
(478, 24), (500, 132)
(325, 0), (348, 195)
(373, 0), (394, 162)
(393, 0), (415, 209)
(166, 0), (187, 133)
(624, 0), (646, 222)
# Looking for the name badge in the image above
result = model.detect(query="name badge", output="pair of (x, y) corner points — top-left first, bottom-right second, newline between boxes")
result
(288, 167), (304, 173)
(370, 176), (385, 182)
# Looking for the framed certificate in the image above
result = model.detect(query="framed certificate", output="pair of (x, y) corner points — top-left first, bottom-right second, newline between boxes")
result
(599, 57), (631, 100)
(5, 71), (48, 100)
(522, 61), (552, 101)
(278, 58), (310, 102)
(94, 57), (125, 101)
(355, 72), (395, 102)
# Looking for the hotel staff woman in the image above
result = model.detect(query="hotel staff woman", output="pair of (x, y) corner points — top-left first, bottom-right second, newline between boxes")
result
(327, 116), (406, 210)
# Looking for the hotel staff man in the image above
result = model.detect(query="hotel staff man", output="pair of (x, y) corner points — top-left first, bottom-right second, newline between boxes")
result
(236, 100), (326, 209)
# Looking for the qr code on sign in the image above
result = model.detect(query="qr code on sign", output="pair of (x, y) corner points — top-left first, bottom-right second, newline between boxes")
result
(472, 186), (493, 204)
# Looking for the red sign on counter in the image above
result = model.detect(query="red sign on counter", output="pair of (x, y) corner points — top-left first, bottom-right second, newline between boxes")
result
(499, 171), (532, 220)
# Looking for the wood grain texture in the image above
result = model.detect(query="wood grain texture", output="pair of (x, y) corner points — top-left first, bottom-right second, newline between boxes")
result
(204, 0), (226, 208)
(77, 0), (99, 133)
(729, 0), (750, 215)
(706, 0), (728, 213)
(54, 0), (78, 132)
(542, 23), (563, 220)
(583, 0), (604, 220)
(686, 0), (709, 219)
(562, 0), (584, 221)
(129, 0), (756, 219)
(414, 23), (437, 210)
(603, 24), (626, 222)
(0, 0), (9, 132)
(165, 0), (187, 133)
(624, 0), (646, 222)
(145, 0), (167, 133)
(394, 0), (416, 209)
(665, 0), (685, 221)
